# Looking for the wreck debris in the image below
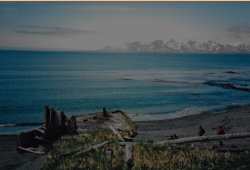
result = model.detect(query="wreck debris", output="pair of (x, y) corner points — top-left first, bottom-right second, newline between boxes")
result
(17, 146), (45, 155)
(17, 106), (77, 154)
(109, 125), (125, 141)
(76, 109), (137, 138)
(125, 144), (134, 169)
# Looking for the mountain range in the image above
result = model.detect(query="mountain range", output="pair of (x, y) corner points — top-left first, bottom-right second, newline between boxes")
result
(97, 39), (250, 54)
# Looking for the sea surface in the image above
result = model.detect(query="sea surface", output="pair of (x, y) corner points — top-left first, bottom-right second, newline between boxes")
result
(0, 51), (250, 134)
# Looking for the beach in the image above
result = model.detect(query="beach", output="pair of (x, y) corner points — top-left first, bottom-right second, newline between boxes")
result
(135, 105), (250, 147)
(1, 104), (250, 170)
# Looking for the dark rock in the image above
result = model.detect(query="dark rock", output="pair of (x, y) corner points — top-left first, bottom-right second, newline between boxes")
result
(203, 81), (250, 92)
(119, 78), (133, 81)
(226, 71), (236, 74)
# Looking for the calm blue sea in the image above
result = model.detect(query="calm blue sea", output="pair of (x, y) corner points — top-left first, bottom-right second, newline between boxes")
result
(0, 51), (250, 134)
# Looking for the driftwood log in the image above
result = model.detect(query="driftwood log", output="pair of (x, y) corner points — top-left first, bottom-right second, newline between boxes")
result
(59, 146), (90, 159)
(109, 126), (124, 141)
(87, 141), (110, 152)
(119, 132), (250, 146)
(17, 147), (45, 155)
(123, 136), (135, 141)
(125, 145), (134, 168)
(75, 141), (110, 157)
(157, 132), (250, 145)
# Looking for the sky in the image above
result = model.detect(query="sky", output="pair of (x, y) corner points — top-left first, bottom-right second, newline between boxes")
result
(1, 1), (250, 51)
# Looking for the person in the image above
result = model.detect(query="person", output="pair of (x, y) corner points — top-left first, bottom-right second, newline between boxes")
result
(168, 135), (174, 140)
(198, 126), (205, 136)
(174, 134), (178, 139)
(103, 107), (108, 117)
(216, 126), (225, 146)
(216, 126), (225, 135)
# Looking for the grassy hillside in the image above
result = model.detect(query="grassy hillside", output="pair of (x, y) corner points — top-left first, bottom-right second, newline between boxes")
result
(41, 130), (250, 170)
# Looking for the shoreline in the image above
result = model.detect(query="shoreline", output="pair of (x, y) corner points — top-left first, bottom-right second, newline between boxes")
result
(1, 104), (250, 135)
(134, 104), (250, 146)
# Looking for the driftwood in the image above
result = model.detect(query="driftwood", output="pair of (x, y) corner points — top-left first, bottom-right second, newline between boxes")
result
(35, 136), (50, 143)
(109, 126), (124, 141)
(59, 146), (88, 159)
(39, 145), (46, 150)
(17, 146), (45, 155)
(87, 141), (110, 152)
(119, 132), (250, 146)
(79, 134), (88, 137)
(119, 142), (137, 146)
(157, 132), (250, 145)
(123, 136), (135, 141)
(106, 147), (112, 159)
(75, 141), (110, 157)
(125, 145), (134, 168)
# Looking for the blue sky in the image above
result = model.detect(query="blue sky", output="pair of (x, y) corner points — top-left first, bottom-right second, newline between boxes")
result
(1, 2), (250, 51)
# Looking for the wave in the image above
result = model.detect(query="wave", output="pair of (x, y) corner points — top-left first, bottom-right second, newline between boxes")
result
(130, 106), (225, 122)
(0, 122), (43, 128)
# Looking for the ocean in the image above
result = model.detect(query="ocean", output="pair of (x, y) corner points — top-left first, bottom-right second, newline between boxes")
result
(0, 51), (250, 134)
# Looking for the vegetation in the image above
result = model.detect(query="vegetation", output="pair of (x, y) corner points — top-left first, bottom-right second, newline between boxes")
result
(41, 130), (250, 170)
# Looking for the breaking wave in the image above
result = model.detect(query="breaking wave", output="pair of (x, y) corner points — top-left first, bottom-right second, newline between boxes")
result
(0, 122), (43, 128)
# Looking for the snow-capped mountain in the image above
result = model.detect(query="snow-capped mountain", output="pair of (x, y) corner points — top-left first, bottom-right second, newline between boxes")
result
(97, 40), (250, 54)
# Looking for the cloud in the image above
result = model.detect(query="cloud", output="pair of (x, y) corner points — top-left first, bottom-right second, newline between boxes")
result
(227, 33), (243, 39)
(15, 26), (99, 36)
(228, 26), (250, 34)
(58, 5), (135, 11)
(83, 6), (135, 11)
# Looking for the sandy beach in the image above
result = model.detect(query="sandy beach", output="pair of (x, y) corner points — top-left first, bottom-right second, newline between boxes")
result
(1, 105), (250, 170)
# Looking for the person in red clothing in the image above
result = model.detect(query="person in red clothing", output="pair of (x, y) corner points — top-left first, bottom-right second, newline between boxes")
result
(217, 126), (225, 146)
(217, 126), (225, 135)
(198, 126), (205, 136)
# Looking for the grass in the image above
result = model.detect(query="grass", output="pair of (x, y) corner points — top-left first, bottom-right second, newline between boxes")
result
(40, 130), (250, 170)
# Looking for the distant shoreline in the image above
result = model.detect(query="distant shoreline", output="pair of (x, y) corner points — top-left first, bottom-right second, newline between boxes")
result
(1, 49), (250, 54)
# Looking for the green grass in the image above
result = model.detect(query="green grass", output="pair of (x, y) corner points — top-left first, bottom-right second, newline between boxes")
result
(40, 130), (250, 170)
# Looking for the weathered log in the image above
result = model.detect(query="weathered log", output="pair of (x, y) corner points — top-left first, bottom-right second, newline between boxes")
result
(17, 146), (44, 155)
(157, 132), (250, 145)
(125, 145), (134, 168)
(79, 134), (88, 137)
(119, 142), (137, 146)
(75, 141), (110, 157)
(39, 145), (46, 150)
(109, 126), (124, 141)
(106, 147), (113, 160)
(35, 136), (50, 143)
(119, 132), (250, 146)
(123, 136), (135, 141)
(87, 141), (110, 152)
(59, 146), (87, 159)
